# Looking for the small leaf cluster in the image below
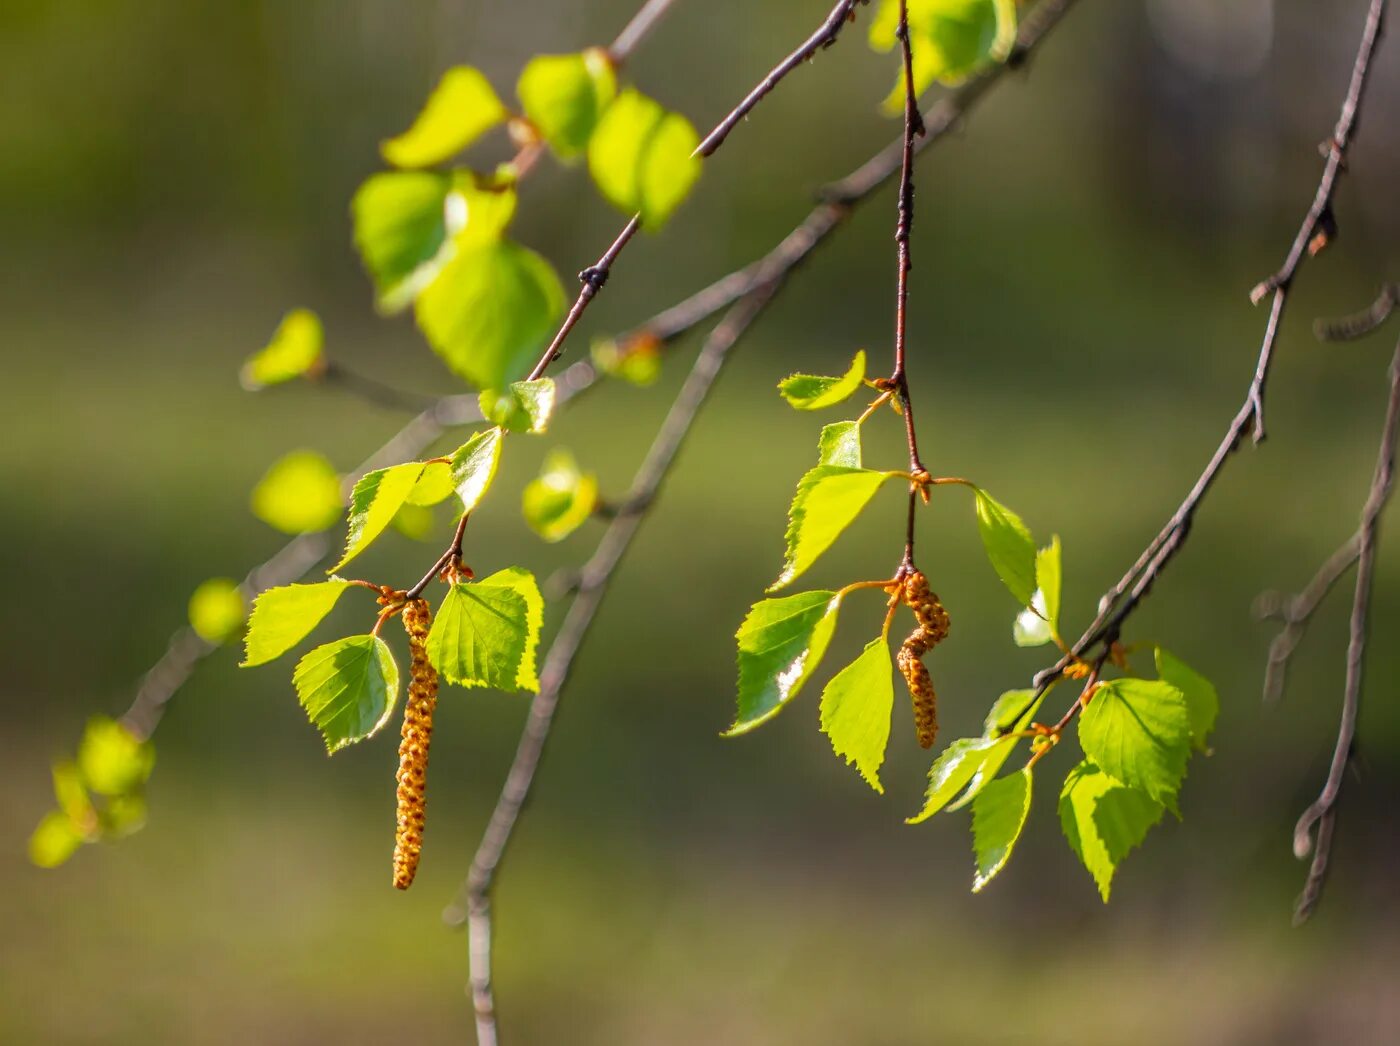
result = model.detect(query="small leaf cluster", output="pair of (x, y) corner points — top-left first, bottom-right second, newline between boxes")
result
(868, 0), (1018, 111)
(29, 717), (154, 868)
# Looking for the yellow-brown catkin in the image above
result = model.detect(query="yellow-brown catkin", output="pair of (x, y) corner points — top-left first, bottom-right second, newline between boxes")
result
(394, 599), (438, 890)
(898, 571), (951, 749)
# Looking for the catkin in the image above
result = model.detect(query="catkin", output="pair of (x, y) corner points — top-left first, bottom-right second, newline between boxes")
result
(394, 599), (438, 891)
(898, 571), (950, 749)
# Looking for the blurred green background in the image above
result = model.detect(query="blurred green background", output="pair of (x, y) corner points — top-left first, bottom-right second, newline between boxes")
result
(4, 0), (1399, 1042)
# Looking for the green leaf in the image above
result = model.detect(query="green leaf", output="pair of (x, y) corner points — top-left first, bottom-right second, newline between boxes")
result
(1012, 591), (1054, 647)
(971, 766), (1033, 892)
(415, 239), (566, 390)
(76, 717), (154, 796)
(426, 571), (541, 691)
(1059, 759), (1165, 902)
(28, 810), (86, 869)
(1078, 678), (1190, 808)
(52, 761), (95, 827)
(240, 308), (324, 389)
(187, 577), (247, 644)
(907, 735), (1015, 823)
(817, 421), (862, 468)
(592, 333), (662, 386)
(778, 350), (867, 410)
(1016, 537), (1062, 646)
(330, 461), (426, 572)
(871, 0), (1017, 109)
(946, 688), (1047, 812)
(522, 448), (598, 542)
(478, 377), (556, 433)
(517, 48), (617, 158)
(973, 488), (1036, 607)
(243, 580), (354, 667)
(727, 590), (842, 735)
(406, 461), (455, 507)
(771, 466), (893, 591)
(293, 635), (400, 753)
(250, 450), (343, 534)
(587, 88), (701, 230)
(99, 794), (148, 839)
(1155, 647), (1219, 752)
(819, 638), (895, 793)
(449, 427), (505, 513)
(381, 65), (508, 168)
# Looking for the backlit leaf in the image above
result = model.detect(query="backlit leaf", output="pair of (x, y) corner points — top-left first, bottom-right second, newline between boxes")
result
(871, 0), (1017, 109)
(778, 350), (867, 410)
(406, 461), (455, 507)
(187, 577), (247, 644)
(517, 48), (617, 158)
(727, 590), (842, 735)
(426, 573), (538, 691)
(1059, 759), (1164, 902)
(907, 735), (1015, 823)
(817, 421), (862, 468)
(28, 811), (86, 869)
(1078, 678), (1190, 808)
(250, 450), (343, 535)
(587, 88), (701, 229)
(973, 488), (1036, 607)
(240, 308), (324, 389)
(243, 579), (353, 667)
(293, 635), (400, 753)
(382, 65), (507, 168)
(771, 466), (893, 591)
(449, 428), (504, 513)
(946, 688), (1046, 812)
(820, 638), (895, 792)
(1155, 647), (1219, 751)
(971, 766), (1032, 892)
(330, 461), (426, 572)
(76, 717), (154, 796)
(478, 377), (556, 433)
(522, 448), (598, 542)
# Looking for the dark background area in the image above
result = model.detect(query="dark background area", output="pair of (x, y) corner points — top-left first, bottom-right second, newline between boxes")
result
(3, 1), (1399, 1042)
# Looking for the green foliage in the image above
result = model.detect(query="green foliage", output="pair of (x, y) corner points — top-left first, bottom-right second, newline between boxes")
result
(243, 580), (354, 668)
(187, 577), (247, 644)
(478, 377), (557, 433)
(293, 635), (400, 753)
(381, 65), (508, 168)
(587, 88), (701, 229)
(973, 488), (1036, 607)
(78, 717), (155, 796)
(522, 449), (598, 542)
(869, 0), (1017, 109)
(406, 461), (456, 507)
(250, 450), (343, 535)
(517, 49), (617, 158)
(817, 421), (862, 468)
(331, 462), (427, 572)
(1078, 678), (1190, 809)
(592, 334), (662, 386)
(819, 637), (895, 792)
(426, 569), (543, 691)
(727, 590), (842, 735)
(449, 427), (505, 513)
(416, 239), (566, 390)
(240, 308), (324, 389)
(1155, 647), (1219, 751)
(907, 735), (1016, 824)
(971, 765), (1032, 891)
(946, 689), (1045, 812)
(1059, 759), (1165, 902)
(1012, 536), (1061, 647)
(777, 350), (867, 410)
(28, 810), (86, 869)
(771, 467), (894, 591)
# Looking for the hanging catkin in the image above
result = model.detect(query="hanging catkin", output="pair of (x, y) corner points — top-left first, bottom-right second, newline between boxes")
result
(394, 599), (438, 890)
(897, 570), (950, 749)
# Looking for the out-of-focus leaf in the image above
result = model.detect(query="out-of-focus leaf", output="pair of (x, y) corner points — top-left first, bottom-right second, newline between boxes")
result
(243, 580), (353, 667)
(382, 66), (508, 168)
(587, 88), (701, 229)
(250, 450), (343, 535)
(240, 309), (324, 389)
(517, 49), (617, 158)
(522, 449), (598, 543)
(187, 577), (247, 644)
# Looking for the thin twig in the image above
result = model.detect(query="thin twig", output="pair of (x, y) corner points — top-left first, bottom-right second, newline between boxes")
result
(607, 0), (680, 64)
(321, 362), (438, 413)
(1314, 282), (1400, 342)
(1291, 338), (1400, 924)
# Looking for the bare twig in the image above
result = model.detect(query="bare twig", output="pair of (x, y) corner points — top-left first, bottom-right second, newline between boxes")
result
(320, 362), (438, 413)
(1292, 337), (1400, 924)
(1314, 282), (1400, 342)
(607, 0), (680, 64)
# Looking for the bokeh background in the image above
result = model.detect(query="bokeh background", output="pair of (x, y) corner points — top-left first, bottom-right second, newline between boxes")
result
(4, 1), (1399, 1042)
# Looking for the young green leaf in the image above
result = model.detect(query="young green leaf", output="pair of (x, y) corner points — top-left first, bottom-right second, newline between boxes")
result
(478, 377), (556, 433)
(1037, 535), (1062, 627)
(1012, 590), (1054, 647)
(187, 577), (247, 644)
(587, 88), (701, 230)
(945, 689), (1047, 812)
(522, 448), (598, 542)
(770, 466), (893, 591)
(516, 48), (617, 158)
(76, 717), (154, 796)
(777, 350), (867, 410)
(1078, 678), (1190, 809)
(330, 461), (426, 572)
(29, 809), (88, 868)
(907, 735), (1014, 824)
(293, 635), (400, 754)
(592, 333), (662, 386)
(870, 0), (1017, 108)
(817, 421), (862, 468)
(381, 65), (507, 168)
(1155, 647), (1219, 751)
(1058, 759), (1164, 902)
(449, 427), (504, 513)
(726, 591), (842, 735)
(971, 766), (1033, 892)
(973, 488), (1037, 607)
(415, 239), (566, 390)
(250, 450), (343, 535)
(476, 567), (544, 691)
(819, 637), (895, 793)
(240, 308), (324, 389)
(406, 461), (455, 507)
(426, 579), (535, 691)
(243, 579), (354, 667)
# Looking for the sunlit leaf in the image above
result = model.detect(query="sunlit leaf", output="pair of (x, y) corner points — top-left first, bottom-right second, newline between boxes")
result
(907, 735), (1014, 823)
(1155, 647), (1219, 752)
(517, 48), (617, 158)
(293, 635), (400, 753)
(946, 688), (1046, 812)
(243, 579), (353, 667)
(871, 0), (1017, 109)
(817, 421), (863, 468)
(770, 466), (893, 591)
(971, 766), (1032, 892)
(406, 461), (455, 507)
(330, 461), (426, 572)
(448, 428), (504, 513)
(973, 487), (1036, 607)
(76, 716), (155, 796)
(426, 570), (541, 691)
(592, 333), (662, 386)
(187, 577), (247, 644)
(250, 450), (343, 534)
(1078, 678), (1190, 809)
(240, 308), (324, 389)
(382, 65), (508, 168)
(478, 377), (556, 433)
(1012, 590), (1054, 647)
(727, 590), (842, 735)
(778, 350), (867, 410)
(820, 637), (895, 792)
(522, 448), (598, 542)
(1059, 758), (1164, 902)
(587, 88), (701, 229)
(28, 810), (86, 869)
